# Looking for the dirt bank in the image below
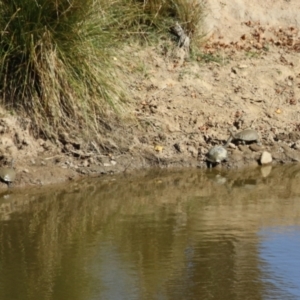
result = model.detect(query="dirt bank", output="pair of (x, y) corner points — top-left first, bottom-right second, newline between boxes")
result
(2, 0), (300, 190)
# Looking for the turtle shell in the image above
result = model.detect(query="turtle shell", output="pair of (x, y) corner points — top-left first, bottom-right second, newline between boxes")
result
(207, 146), (228, 163)
(232, 129), (259, 142)
(0, 168), (16, 186)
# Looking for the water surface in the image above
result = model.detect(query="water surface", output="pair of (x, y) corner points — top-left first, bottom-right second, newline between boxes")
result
(0, 164), (300, 299)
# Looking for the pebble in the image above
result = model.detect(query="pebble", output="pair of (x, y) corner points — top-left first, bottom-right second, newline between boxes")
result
(260, 151), (272, 165)
(281, 144), (300, 161)
(238, 145), (252, 154)
(110, 160), (117, 166)
(227, 142), (236, 149)
(293, 141), (300, 150)
(249, 144), (262, 152)
(238, 64), (248, 69)
(187, 146), (198, 157)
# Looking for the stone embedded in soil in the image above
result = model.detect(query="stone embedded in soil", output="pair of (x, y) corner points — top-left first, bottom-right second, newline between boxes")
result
(187, 146), (198, 158)
(139, 136), (149, 144)
(227, 142), (236, 149)
(289, 132), (300, 142)
(249, 144), (262, 152)
(111, 160), (117, 166)
(293, 141), (300, 150)
(260, 151), (272, 165)
(281, 144), (300, 161)
(230, 150), (244, 162)
(243, 152), (257, 165)
(238, 144), (252, 154)
(238, 64), (248, 69)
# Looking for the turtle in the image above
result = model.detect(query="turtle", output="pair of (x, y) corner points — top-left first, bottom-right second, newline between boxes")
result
(229, 128), (261, 145)
(207, 145), (228, 166)
(206, 136), (232, 167)
(0, 160), (16, 188)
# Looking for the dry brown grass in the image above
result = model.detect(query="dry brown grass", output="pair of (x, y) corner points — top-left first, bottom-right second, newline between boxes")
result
(0, 0), (206, 140)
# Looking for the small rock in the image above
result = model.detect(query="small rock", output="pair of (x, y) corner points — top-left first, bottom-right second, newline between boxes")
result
(293, 141), (300, 150)
(79, 168), (88, 174)
(154, 145), (164, 152)
(103, 163), (111, 167)
(281, 144), (300, 161)
(88, 157), (95, 164)
(260, 151), (272, 165)
(139, 136), (148, 144)
(255, 42), (263, 50)
(23, 169), (29, 173)
(238, 145), (252, 154)
(187, 146), (198, 157)
(289, 132), (300, 142)
(227, 142), (236, 149)
(238, 64), (248, 69)
(110, 160), (117, 166)
(158, 133), (167, 141)
(22, 139), (30, 146)
(249, 144), (262, 152)
(150, 106), (157, 114)
(230, 150), (244, 162)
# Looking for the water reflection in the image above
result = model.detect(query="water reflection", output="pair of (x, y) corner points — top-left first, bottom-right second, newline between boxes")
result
(0, 165), (300, 299)
(259, 227), (300, 300)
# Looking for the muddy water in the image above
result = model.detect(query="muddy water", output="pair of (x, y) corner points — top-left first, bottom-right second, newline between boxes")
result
(0, 165), (300, 300)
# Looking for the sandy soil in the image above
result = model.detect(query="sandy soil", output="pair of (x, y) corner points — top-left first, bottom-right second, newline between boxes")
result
(2, 0), (300, 190)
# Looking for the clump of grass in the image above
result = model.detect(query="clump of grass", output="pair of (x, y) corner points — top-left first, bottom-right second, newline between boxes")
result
(117, 0), (206, 45)
(0, 0), (206, 140)
(191, 50), (225, 64)
(0, 0), (123, 138)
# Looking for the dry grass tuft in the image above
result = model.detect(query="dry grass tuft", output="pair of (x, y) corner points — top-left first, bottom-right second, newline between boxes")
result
(0, 0), (206, 140)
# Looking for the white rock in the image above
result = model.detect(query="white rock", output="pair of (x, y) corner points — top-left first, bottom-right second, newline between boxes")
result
(110, 160), (117, 166)
(238, 64), (248, 69)
(227, 142), (236, 149)
(260, 151), (272, 165)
